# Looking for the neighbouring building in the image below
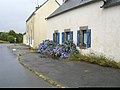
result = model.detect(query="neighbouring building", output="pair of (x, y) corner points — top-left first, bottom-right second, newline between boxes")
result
(26, 0), (60, 48)
(23, 32), (27, 45)
(46, 0), (120, 62)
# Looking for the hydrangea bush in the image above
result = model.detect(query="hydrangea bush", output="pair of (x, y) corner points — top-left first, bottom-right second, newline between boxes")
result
(38, 40), (79, 59)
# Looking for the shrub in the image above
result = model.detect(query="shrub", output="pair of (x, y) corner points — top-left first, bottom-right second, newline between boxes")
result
(38, 40), (57, 54)
(38, 40), (79, 59)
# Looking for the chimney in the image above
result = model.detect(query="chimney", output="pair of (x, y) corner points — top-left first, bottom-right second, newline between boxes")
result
(35, 5), (40, 11)
(63, 0), (68, 3)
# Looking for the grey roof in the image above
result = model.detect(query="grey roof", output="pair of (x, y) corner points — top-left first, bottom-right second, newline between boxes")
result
(47, 0), (120, 19)
(47, 0), (98, 19)
(102, 0), (120, 8)
(26, 12), (35, 22)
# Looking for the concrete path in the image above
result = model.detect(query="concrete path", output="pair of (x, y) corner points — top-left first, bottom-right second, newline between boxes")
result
(11, 44), (120, 88)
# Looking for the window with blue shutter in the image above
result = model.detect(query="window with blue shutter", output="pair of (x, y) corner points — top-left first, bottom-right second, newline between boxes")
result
(57, 33), (60, 44)
(70, 31), (73, 43)
(62, 32), (64, 43)
(77, 30), (80, 47)
(87, 29), (91, 48)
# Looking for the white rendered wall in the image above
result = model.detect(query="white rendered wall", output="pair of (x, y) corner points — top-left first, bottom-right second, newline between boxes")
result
(47, 1), (120, 62)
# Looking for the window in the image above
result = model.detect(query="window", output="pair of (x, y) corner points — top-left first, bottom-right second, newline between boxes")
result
(31, 36), (32, 44)
(53, 31), (60, 44)
(62, 29), (73, 43)
(31, 30), (32, 44)
(65, 32), (70, 41)
(77, 27), (91, 49)
(82, 30), (87, 48)
(29, 36), (30, 45)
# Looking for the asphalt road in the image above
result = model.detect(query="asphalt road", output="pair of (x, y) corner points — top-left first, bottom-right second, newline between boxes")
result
(0, 44), (54, 88)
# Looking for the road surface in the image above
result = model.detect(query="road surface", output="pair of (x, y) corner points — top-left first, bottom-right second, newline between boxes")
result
(0, 44), (53, 88)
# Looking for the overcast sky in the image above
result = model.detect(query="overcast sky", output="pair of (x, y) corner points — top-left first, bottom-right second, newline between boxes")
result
(0, 0), (62, 34)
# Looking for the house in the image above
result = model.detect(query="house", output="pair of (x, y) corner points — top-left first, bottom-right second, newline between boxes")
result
(26, 12), (35, 47)
(23, 32), (27, 45)
(26, 0), (60, 48)
(46, 0), (120, 62)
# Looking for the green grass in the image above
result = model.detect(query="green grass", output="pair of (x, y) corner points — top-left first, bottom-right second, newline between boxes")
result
(0, 40), (8, 43)
(68, 54), (120, 69)
(18, 43), (24, 46)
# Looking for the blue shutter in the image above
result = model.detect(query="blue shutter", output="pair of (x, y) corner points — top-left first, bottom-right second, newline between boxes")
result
(62, 32), (64, 43)
(82, 31), (84, 46)
(70, 31), (73, 43)
(77, 30), (80, 47)
(53, 33), (55, 42)
(57, 33), (60, 44)
(87, 29), (91, 48)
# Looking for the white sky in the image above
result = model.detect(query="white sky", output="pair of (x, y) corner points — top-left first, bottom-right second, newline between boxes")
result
(0, 0), (62, 34)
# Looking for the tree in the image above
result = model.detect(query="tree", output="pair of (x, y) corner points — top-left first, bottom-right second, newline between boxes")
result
(18, 33), (23, 43)
(0, 30), (23, 43)
(8, 30), (16, 37)
(7, 35), (15, 43)
(0, 32), (8, 41)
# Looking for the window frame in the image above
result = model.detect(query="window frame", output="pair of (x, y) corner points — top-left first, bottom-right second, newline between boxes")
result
(53, 30), (60, 44)
(64, 29), (71, 42)
(77, 26), (91, 49)
(63, 29), (73, 43)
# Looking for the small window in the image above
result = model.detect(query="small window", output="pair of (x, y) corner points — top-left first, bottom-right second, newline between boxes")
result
(53, 33), (58, 42)
(65, 32), (70, 41)
(31, 36), (32, 44)
(62, 31), (73, 43)
(31, 30), (32, 44)
(29, 37), (30, 45)
(81, 30), (87, 49)
(53, 32), (60, 44)
(77, 29), (91, 49)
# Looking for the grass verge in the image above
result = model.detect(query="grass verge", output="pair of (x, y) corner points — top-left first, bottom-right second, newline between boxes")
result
(0, 40), (8, 43)
(67, 54), (120, 69)
(18, 55), (65, 88)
